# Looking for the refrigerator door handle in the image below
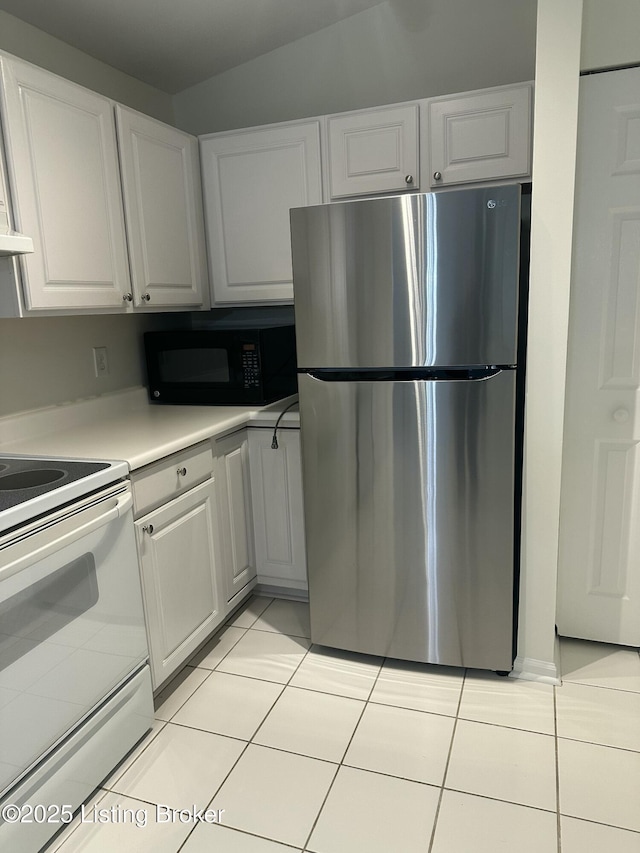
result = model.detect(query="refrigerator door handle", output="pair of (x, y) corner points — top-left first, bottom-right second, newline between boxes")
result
(301, 367), (511, 383)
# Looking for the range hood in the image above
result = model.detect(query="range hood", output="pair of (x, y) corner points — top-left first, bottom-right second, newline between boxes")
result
(0, 229), (33, 256)
(0, 195), (33, 256)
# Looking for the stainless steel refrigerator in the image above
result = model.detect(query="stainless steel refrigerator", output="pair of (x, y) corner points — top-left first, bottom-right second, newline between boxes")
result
(290, 184), (527, 672)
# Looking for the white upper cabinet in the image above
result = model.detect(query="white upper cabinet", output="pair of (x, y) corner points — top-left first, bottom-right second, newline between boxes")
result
(200, 121), (323, 305)
(427, 84), (532, 187)
(326, 104), (419, 198)
(115, 105), (208, 310)
(0, 56), (131, 310)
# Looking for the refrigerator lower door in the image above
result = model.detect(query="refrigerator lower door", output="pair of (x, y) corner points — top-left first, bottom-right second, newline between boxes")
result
(298, 369), (517, 671)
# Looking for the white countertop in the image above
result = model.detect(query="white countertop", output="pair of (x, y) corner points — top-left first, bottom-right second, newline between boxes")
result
(0, 387), (299, 471)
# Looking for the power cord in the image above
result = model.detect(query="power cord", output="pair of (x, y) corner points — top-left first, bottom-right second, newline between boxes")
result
(271, 400), (299, 449)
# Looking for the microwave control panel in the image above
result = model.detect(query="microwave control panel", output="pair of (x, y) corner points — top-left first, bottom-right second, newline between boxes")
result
(242, 345), (260, 388)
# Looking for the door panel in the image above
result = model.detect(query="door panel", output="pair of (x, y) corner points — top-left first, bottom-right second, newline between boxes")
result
(115, 105), (208, 308)
(0, 57), (130, 309)
(428, 86), (531, 186)
(200, 122), (322, 304)
(298, 370), (516, 670)
(326, 104), (419, 198)
(291, 185), (521, 369)
(558, 67), (640, 645)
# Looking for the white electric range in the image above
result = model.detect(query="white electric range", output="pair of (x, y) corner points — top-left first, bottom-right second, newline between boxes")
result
(0, 454), (154, 853)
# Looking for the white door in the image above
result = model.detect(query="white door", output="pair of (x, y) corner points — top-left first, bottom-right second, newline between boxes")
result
(200, 121), (322, 304)
(115, 105), (208, 310)
(557, 67), (640, 646)
(326, 104), (419, 198)
(428, 85), (531, 187)
(0, 57), (131, 310)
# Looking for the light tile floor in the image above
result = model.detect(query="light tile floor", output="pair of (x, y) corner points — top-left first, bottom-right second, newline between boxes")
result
(45, 596), (640, 853)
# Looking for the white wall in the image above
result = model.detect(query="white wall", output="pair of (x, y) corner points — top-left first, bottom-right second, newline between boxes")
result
(581, 0), (640, 71)
(0, 315), (160, 418)
(0, 10), (173, 122)
(173, 0), (536, 135)
(0, 10), (175, 417)
(515, 0), (584, 681)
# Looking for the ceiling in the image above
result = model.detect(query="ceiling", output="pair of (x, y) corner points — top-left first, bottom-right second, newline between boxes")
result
(0, 0), (388, 94)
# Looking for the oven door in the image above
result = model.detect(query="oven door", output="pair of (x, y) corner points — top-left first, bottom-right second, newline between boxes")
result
(0, 483), (148, 798)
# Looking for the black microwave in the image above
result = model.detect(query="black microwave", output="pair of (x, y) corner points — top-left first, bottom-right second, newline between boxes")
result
(144, 326), (297, 406)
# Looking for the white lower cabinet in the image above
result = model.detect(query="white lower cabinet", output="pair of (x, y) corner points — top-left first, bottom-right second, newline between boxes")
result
(135, 477), (223, 689)
(214, 430), (257, 605)
(248, 428), (307, 594)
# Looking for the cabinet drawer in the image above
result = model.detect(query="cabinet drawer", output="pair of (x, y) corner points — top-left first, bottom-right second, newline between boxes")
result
(132, 442), (213, 517)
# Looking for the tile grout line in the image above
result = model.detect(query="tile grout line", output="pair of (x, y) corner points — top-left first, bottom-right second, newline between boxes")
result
(300, 651), (387, 853)
(554, 683), (562, 853)
(179, 614), (314, 853)
(427, 667), (467, 853)
(168, 598), (278, 853)
(154, 667), (214, 724)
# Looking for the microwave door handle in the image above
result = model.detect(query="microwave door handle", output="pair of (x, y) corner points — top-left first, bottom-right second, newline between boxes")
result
(0, 491), (133, 587)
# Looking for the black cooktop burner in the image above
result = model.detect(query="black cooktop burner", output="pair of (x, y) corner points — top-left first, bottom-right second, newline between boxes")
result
(0, 457), (111, 513)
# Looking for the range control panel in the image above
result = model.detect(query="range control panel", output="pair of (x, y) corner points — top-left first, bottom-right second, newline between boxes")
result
(242, 344), (261, 388)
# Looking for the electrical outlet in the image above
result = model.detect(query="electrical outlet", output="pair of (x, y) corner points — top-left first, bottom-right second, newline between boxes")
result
(93, 346), (109, 377)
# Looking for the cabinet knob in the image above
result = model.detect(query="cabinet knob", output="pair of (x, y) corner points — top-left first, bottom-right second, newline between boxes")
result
(142, 524), (154, 534)
(142, 293), (151, 302)
(122, 292), (133, 302)
(613, 408), (630, 423)
(405, 174), (414, 184)
(177, 467), (187, 476)
(433, 171), (442, 181)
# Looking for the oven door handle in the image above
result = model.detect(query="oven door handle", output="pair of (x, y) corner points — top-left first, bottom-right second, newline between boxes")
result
(1, 491), (133, 585)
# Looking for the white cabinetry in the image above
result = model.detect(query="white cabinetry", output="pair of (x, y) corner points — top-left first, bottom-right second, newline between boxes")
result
(326, 104), (419, 198)
(115, 105), (208, 310)
(427, 85), (532, 187)
(0, 55), (131, 311)
(0, 53), (209, 316)
(200, 121), (323, 305)
(214, 431), (257, 604)
(248, 428), (307, 593)
(132, 443), (223, 689)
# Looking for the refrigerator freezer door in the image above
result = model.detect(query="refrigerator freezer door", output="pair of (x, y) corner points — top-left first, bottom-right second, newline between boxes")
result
(298, 370), (516, 670)
(291, 185), (521, 369)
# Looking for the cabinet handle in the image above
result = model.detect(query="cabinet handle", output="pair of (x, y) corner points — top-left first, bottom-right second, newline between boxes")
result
(122, 292), (133, 302)
(405, 174), (414, 184)
(613, 408), (630, 423)
(433, 171), (442, 181)
(142, 524), (154, 534)
(177, 467), (187, 476)
(142, 293), (151, 302)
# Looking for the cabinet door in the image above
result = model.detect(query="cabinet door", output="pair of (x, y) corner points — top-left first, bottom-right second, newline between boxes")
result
(327, 104), (419, 198)
(115, 105), (208, 310)
(215, 432), (256, 602)
(0, 57), (131, 310)
(248, 429), (307, 592)
(428, 85), (532, 187)
(200, 122), (322, 304)
(136, 478), (222, 688)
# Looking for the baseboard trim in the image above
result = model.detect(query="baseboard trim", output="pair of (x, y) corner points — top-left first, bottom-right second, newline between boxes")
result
(254, 583), (308, 602)
(510, 653), (560, 684)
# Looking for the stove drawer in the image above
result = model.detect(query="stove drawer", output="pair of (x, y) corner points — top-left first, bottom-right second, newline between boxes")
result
(131, 441), (213, 517)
